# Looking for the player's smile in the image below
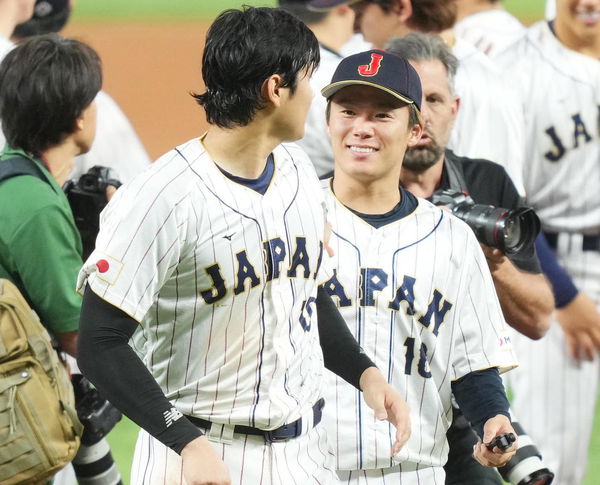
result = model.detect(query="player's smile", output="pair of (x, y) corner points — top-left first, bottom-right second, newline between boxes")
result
(576, 8), (600, 25)
(348, 144), (378, 154)
(328, 85), (421, 184)
(559, 0), (600, 31)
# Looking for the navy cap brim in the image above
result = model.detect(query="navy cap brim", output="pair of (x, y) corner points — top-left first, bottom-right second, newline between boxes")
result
(321, 80), (416, 107)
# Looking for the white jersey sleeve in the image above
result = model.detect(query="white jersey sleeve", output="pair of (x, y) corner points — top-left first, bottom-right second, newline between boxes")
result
(449, 39), (526, 196)
(454, 9), (526, 59)
(71, 90), (151, 183)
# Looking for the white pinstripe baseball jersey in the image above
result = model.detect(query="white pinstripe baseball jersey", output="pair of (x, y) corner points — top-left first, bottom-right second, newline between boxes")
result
(320, 182), (516, 472)
(498, 21), (600, 234)
(454, 9), (526, 59)
(449, 39), (527, 196)
(77, 137), (328, 429)
(497, 18), (600, 485)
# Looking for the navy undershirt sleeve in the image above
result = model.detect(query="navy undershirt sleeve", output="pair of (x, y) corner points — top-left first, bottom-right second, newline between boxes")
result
(316, 286), (376, 389)
(451, 368), (510, 439)
(77, 286), (203, 454)
(535, 233), (578, 308)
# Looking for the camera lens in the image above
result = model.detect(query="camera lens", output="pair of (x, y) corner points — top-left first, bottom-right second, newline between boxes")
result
(503, 218), (521, 248)
(454, 205), (539, 256)
(79, 173), (99, 192)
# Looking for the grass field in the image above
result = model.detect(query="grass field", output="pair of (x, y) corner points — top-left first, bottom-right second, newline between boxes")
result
(74, 0), (598, 483)
(72, 0), (547, 23)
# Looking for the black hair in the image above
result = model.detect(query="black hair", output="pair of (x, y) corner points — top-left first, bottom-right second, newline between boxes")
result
(361, 0), (457, 32)
(12, 7), (71, 38)
(0, 33), (102, 156)
(192, 6), (320, 128)
(278, 0), (329, 25)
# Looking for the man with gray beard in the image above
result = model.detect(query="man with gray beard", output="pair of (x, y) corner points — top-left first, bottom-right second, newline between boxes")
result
(388, 32), (556, 485)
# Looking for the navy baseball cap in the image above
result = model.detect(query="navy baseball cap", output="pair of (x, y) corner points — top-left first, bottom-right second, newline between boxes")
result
(32, 0), (69, 19)
(307, 0), (359, 11)
(321, 49), (423, 112)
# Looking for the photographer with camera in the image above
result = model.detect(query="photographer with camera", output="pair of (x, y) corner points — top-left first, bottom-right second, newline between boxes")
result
(0, 34), (122, 485)
(386, 33), (556, 485)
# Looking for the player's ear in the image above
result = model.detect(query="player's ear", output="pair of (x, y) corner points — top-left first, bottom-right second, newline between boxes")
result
(74, 114), (85, 133)
(407, 121), (423, 147)
(262, 74), (285, 108)
(397, 0), (413, 22)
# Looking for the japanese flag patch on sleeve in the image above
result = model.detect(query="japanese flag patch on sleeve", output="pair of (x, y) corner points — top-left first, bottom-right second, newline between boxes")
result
(77, 253), (124, 293)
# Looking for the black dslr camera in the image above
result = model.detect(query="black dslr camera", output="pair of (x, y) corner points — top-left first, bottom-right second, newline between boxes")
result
(63, 166), (121, 259)
(430, 189), (540, 257)
(72, 374), (122, 446)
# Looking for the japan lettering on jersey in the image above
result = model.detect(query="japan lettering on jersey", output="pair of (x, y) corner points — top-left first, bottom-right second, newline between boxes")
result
(77, 138), (328, 429)
(320, 181), (516, 471)
(498, 21), (600, 233)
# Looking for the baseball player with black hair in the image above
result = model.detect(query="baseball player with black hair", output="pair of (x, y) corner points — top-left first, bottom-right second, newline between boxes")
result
(319, 48), (518, 484)
(76, 7), (411, 485)
(387, 32), (556, 485)
(497, 1), (600, 483)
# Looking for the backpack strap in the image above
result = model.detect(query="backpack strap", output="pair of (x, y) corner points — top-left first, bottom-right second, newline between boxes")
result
(0, 156), (48, 185)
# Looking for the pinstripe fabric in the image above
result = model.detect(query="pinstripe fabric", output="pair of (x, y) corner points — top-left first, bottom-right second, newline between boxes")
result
(337, 463), (445, 485)
(320, 181), (515, 475)
(130, 425), (339, 485)
(78, 138), (328, 430)
(507, 243), (600, 485)
(497, 21), (600, 485)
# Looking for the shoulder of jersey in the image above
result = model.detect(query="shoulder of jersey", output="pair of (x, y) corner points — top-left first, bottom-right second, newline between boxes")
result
(499, 20), (597, 81)
(121, 137), (206, 200)
(279, 141), (318, 170)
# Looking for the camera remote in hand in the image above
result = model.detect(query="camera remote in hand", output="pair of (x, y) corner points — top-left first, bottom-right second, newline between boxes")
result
(486, 433), (516, 452)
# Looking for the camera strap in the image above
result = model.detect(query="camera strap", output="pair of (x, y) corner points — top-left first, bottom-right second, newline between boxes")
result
(443, 151), (469, 193)
(0, 156), (48, 186)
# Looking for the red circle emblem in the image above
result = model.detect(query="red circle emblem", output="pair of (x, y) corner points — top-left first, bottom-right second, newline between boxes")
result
(96, 259), (110, 273)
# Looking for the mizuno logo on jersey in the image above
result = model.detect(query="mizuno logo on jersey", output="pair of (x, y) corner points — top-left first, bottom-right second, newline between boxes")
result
(199, 236), (324, 304)
(163, 407), (183, 428)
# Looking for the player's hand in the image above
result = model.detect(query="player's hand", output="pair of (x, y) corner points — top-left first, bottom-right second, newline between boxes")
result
(180, 436), (231, 485)
(556, 292), (600, 361)
(480, 244), (507, 271)
(106, 184), (118, 200)
(473, 415), (518, 467)
(359, 366), (411, 455)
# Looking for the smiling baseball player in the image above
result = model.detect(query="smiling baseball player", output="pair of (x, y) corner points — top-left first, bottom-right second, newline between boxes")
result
(76, 7), (411, 485)
(497, 1), (600, 483)
(319, 49), (518, 484)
